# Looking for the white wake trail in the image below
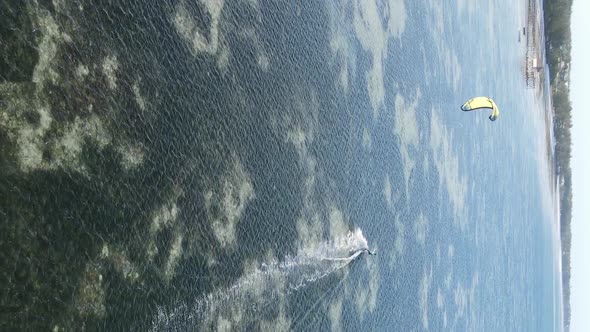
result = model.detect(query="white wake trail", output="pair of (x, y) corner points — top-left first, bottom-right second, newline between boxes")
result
(150, 228), (370, 331)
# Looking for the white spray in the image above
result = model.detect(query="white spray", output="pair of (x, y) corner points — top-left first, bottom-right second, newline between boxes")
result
(150, 228), (370, 331)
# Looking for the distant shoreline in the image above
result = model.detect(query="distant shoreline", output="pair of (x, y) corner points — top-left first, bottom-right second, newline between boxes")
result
(539, 0), (574, 328)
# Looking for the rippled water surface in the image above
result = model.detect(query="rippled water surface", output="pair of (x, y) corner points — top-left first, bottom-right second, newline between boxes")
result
(1, 0), (561, 331)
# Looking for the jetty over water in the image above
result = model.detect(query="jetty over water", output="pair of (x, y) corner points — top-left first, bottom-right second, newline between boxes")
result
(525, 0), (545, 89)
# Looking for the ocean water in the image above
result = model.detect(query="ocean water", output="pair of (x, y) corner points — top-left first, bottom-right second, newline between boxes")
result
(0, 0), (562, 331)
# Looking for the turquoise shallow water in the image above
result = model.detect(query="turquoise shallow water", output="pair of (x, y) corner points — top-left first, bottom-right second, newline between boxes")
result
(0, 0), (561, 331)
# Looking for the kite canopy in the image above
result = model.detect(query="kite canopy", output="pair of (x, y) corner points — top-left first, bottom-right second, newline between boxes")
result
(461, 97), (499, 121)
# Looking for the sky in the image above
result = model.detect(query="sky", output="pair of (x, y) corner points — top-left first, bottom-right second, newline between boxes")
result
(569, 1), (589, 331)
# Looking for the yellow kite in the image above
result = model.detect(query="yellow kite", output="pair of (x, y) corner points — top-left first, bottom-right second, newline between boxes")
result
(461, 97), (499, 121)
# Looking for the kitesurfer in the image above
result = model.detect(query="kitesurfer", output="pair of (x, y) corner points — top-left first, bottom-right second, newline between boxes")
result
(359, 248), (377, 256)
